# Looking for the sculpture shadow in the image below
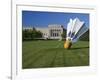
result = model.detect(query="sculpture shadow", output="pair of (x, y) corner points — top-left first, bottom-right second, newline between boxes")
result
(69, 46), (89, 50)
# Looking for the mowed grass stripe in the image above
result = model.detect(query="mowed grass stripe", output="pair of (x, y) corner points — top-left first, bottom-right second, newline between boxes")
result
(47, 42), (65, 67)
(23, 49), (48, 68)
(30, 50), (57, 68)
(64, 49), (89, 66)
(23, 48), (59, 68)
(64, 52), (80, 66)
(22, 40), (59, 62)
(75, 49), (89, 66)
(70, 48), (89, 66)
(51, 50), (64, 67)
(50, 42), (65, 67)
(23, 41), (61, 68)
(22, 48), (42, 63)
(22, 41), (89, 68)
(49, 51), (57, 67)
(22, 40), (59, 56)
(62, 51), (67, 66)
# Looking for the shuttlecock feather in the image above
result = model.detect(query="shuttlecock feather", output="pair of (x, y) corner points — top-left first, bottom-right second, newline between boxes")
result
(64, 18), (89, 49)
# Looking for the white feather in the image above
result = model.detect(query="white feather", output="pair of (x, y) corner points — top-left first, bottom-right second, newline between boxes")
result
(66, 18), (89, 43)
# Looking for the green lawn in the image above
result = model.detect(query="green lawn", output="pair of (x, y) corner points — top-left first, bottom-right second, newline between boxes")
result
(22, 40), (89, 69)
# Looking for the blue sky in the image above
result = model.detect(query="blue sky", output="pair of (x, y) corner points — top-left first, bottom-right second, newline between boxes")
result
(22, 11), (89, 29)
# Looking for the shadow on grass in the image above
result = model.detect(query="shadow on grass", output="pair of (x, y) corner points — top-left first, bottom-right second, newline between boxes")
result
(40, 46), (89, 52)
(69, 46), (89, 50)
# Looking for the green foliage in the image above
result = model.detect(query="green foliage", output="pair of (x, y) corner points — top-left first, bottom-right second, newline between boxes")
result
(22, 28), (42, 41)
(79, 30), (89, 41)
(61, 29), (66, 39)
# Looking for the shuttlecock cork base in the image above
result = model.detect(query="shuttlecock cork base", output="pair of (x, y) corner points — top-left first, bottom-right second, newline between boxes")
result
(64, 40), (72, 49)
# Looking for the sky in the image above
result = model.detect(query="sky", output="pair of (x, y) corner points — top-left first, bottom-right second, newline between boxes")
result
(22, 11), (89, 29)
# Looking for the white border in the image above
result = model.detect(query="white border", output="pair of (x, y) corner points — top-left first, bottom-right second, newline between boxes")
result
(12, 4), (97, 80)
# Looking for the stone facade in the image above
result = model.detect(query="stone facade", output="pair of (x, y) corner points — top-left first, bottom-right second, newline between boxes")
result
(48, 24), (63, 39)
(35, 27), (49, 39)
(23, 24), (64, 39)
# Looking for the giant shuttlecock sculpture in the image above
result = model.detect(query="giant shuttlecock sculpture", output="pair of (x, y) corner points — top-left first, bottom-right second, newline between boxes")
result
(64, 18), (89, 49)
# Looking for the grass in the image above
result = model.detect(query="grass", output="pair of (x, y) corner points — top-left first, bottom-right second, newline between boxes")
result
(22, 40), (89, 69)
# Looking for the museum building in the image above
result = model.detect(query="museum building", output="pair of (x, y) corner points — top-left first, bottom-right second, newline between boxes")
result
(23, 24), (64, 39)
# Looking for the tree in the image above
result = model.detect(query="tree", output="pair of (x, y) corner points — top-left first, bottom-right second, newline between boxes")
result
(22, 27), (42, 41)
(79, 30), (89, 41)
(35, 31), (42, 38)
(61, 29), (66, 39)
